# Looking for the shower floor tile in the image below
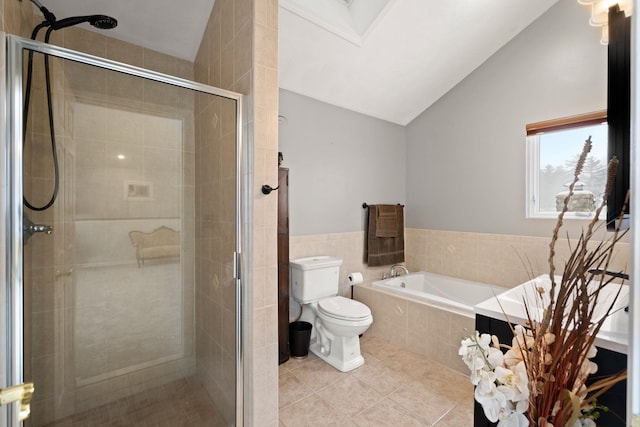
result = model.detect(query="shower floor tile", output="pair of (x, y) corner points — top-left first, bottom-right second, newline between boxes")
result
(42, 377), (226, 427)
(278, 334), (474, 426)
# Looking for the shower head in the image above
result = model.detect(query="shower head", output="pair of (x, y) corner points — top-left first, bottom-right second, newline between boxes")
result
(29, 0), (117, 31)
(90, 15), (119, 30)
(50, 15), (118, 31)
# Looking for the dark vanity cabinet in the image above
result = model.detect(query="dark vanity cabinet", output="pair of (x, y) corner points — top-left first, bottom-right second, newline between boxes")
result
(473, 314), (627, 427)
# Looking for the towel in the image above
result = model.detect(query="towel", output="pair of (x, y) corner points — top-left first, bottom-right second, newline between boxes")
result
(375, 204), (400, 237)
(365, 204), (405, 267)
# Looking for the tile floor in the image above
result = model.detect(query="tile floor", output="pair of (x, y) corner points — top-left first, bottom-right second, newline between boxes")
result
(278, 334), (474, 426)
(42, 377), (226, 427)
(39, 334), (474, 426)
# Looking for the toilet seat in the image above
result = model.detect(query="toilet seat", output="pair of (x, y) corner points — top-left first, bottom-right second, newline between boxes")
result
(318, 296), (371, 321)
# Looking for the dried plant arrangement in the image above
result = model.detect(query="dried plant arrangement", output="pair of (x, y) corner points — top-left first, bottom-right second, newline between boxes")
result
(459, 138), (629, 427)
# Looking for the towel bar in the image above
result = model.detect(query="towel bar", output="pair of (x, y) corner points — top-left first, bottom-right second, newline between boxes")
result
(362, 203), (404, 209)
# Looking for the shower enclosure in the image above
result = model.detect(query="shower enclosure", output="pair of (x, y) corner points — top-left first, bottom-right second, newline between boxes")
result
(3, 35), (243, 426)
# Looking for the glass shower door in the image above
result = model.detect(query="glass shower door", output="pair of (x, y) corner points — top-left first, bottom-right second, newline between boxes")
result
(5, 36), (242, 427)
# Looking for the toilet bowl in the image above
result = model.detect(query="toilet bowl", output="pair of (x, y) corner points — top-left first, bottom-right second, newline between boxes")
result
(290, 256), (373, 372)
(304, 296), (372, 372)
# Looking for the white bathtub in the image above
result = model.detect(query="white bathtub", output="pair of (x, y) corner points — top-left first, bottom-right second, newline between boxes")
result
(371, 271), (508, 317)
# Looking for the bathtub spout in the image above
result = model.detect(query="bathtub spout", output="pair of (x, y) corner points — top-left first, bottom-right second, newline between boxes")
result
(389, 264), (409, 277)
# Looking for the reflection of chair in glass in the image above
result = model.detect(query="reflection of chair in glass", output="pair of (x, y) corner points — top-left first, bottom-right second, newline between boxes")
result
(128, 226), (180, 267)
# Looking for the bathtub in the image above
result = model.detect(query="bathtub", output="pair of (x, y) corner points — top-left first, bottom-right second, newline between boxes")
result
(371, 271), (508, 317)
(356, 271), (508, 373)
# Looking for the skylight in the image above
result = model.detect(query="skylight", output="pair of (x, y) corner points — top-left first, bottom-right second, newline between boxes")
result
(280, 0), (395, 46)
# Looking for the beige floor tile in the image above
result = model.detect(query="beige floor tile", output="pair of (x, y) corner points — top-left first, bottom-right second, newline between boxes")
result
(47, 376), (226, 426)
(283, 352), (320, 371)
(278, 335), (475, 426)
(279, 371), (314, 409)
(317, 376), (383, 417)
(287, 357), (349, 392)
(414, 368), (474, 402)
(360, 334), (404, 361)
(279, 362), (291, 375)
(387, 383), (458, 425)
(279, 394), (358, 427)
(379, 348), (439, 379)
(351, 356), (405, 396)
(351, 398), (425, 427)
(434, 400), (474, 426)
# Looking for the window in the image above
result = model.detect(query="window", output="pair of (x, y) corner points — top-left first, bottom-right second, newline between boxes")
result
(526, 111), (608, 219)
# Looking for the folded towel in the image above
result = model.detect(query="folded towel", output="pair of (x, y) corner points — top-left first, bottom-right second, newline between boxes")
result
(375, 205), (400, 238)
(365, 204), (405, 267)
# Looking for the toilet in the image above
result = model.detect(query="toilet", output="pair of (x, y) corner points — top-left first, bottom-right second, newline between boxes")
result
(290, 256), (373, 372)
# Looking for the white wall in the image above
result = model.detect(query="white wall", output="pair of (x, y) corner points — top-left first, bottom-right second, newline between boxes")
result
(279, 89), (406, 236)
(405, 0), (607, 237)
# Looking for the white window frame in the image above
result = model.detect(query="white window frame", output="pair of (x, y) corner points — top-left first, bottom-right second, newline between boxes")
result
(525, 112), (608, 219)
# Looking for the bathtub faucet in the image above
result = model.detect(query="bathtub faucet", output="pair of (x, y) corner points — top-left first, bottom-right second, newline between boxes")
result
(389, 264), (409, 277)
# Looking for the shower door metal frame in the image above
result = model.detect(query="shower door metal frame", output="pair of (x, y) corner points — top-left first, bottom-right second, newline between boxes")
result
(3, 34), (244, 426)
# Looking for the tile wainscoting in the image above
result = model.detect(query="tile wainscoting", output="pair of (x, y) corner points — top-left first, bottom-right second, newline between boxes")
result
(291, 228), (630, 291)
(290, 228), (630, 373)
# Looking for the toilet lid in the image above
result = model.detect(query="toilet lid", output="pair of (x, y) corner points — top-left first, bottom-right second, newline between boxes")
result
(318, 296), (371, 321)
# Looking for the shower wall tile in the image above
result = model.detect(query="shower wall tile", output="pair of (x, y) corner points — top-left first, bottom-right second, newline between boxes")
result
(4, 0), (280, 424)
(195, 0), (279, 423)
(193, 0), (259, 423)
(143, 49), (177, 76)
(2, 0), (34, 38)
(105, 107), (145, 144)
(62, 27), (107, 57)
(6, 12), (199, 422)
(106, 37), (144, 67)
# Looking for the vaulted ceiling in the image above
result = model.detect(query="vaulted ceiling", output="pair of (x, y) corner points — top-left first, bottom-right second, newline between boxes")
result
(44, 0), (561, 125)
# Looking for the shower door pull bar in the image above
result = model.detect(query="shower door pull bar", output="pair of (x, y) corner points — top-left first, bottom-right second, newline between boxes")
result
(233, 251), (241, 280)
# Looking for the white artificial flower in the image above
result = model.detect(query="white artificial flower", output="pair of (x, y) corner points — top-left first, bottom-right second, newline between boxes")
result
(495, 366), (514, 384)
(475, 381), (508, 423)
(497, 411), (530, 427)
(459, 334), (488, 375)
(487, 345), (505, 368)
(511, 361), (530, 413)
(475, 369), (498, 394)
(569, 417), (596, 427)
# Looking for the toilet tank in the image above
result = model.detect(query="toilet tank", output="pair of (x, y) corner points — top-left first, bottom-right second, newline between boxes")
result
(290, 256), (343, 303)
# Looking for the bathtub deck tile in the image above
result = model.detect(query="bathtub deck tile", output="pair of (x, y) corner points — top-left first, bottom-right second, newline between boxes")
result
(278, 334), (474, 426)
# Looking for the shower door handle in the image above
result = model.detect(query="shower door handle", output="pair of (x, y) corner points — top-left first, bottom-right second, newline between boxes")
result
(29, 224), (53, 234)
(23, 213), (53, 243)
(0, 382), (35, 421)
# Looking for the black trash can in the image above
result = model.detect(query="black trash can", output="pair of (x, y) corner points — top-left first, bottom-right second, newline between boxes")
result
(289, 321), (312, 358)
